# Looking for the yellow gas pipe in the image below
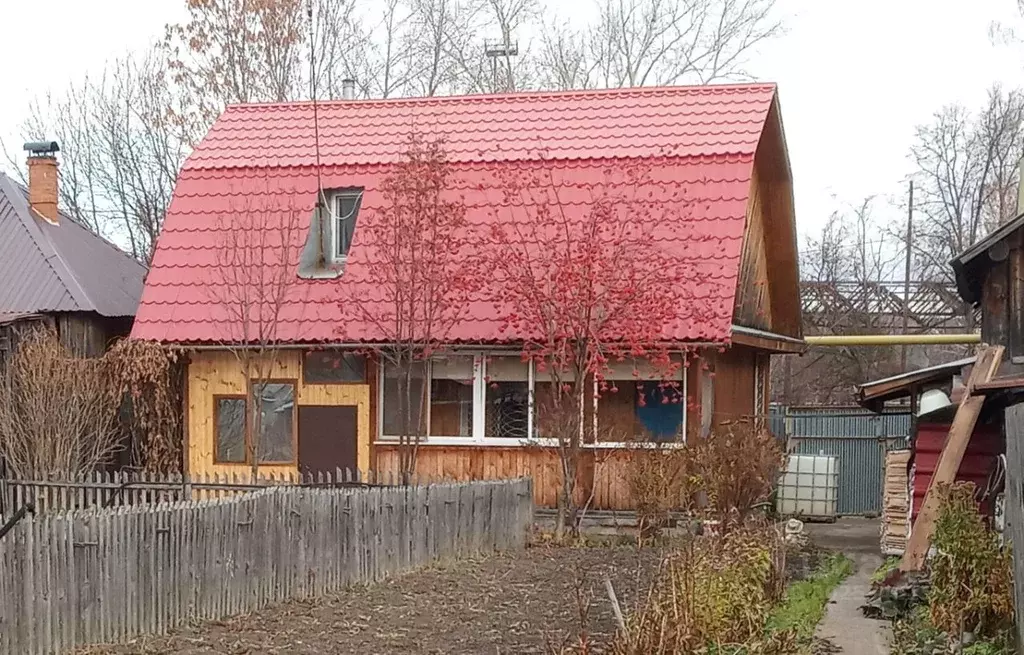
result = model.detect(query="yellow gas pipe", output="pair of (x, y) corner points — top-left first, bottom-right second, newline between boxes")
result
(804, 334), (981, 346)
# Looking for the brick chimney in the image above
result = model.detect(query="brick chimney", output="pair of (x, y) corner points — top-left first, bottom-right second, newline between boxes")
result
(23, 141), (60, 224)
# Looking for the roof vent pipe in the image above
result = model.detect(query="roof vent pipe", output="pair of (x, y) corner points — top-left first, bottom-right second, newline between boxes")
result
(342, 78), (356, 100)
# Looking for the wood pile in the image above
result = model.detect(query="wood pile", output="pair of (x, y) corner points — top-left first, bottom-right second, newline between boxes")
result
(881, 448), (912, 555)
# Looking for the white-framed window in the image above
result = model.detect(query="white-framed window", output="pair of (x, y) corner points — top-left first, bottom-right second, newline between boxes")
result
(331, 189), (363, 262)
(376, 352), (686, 447)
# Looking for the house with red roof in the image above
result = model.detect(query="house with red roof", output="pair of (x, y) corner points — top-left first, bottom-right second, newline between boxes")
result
(133, 84), (803, 508)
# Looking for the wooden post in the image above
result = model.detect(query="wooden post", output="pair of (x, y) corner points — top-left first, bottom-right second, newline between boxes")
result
(900, 345), (1003, 571)
(1004, 403), (1024, 647)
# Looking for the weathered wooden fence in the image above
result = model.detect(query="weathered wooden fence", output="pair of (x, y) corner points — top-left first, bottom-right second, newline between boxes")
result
(0, 478), (534, 655)
(0, 469), (448, 517)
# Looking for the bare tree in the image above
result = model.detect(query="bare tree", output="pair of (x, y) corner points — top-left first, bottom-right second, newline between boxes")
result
(349, 135), (479, 481)
(207, 179), (308, 481)
(163, 0), (306, 127)
(784, 200), (906, 404)
(489, 157), (708, 538)
(908, 86), (1024, 285)
(0, 327), (122, 478)
(8, 49), (189, 262)
(536, 0), (780, 89)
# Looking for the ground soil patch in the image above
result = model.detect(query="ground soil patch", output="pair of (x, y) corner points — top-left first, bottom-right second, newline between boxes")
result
(82, 546), (664, 655)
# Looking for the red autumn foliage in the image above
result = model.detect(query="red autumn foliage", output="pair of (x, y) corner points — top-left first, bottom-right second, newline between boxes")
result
(346, 134), (481, 479)
(488, 155), (716, 535)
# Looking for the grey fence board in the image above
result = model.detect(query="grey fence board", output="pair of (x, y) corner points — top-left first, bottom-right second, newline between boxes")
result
(0, 477), (532, 655)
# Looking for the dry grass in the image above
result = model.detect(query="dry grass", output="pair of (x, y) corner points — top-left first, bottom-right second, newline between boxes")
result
(605, 525), (793, 655)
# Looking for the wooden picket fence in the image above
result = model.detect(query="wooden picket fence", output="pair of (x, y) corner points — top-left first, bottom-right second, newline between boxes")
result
(0, 478), (534, 655)
(0, 469), (449, 517)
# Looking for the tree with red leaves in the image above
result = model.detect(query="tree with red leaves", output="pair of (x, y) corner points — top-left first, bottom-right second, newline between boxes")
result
(350, 135), (479, 481)
(489, 156), (711, 537)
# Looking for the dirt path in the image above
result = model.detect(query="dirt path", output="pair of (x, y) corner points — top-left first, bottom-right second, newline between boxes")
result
(81, 546), (663, 655)
(808, 519), (891, 654)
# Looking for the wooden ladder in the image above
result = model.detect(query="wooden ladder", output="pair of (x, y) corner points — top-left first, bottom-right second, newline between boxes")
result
(899, 344), (1004, 572)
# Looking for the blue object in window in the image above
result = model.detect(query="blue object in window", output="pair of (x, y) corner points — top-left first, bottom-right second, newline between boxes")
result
(635, 381), (683, 441)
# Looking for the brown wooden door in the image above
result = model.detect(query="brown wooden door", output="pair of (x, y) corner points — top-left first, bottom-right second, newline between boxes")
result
(298, 406), (358, 476)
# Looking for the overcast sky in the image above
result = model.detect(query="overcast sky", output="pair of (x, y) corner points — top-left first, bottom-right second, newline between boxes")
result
(1, 0), (1023, 241)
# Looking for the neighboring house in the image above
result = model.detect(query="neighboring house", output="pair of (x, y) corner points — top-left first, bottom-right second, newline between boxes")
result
(132, 84), (803, 508)
(856, 211), (1024, 547)
(0, 143), (147, 361)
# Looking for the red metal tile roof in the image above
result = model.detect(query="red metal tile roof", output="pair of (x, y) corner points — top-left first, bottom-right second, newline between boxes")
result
(133, 84), (780, 344)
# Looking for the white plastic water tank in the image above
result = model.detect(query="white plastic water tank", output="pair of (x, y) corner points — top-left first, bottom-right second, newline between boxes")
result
(777, 454), (839, 520)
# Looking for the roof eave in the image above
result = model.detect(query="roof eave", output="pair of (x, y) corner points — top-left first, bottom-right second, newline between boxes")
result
(950, 209), (1024, 305)
(854, 356), (975, 410)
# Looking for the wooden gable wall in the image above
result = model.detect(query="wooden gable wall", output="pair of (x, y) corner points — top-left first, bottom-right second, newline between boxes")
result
(732, 101), (801, 339)
(979, 229), (1024, 372)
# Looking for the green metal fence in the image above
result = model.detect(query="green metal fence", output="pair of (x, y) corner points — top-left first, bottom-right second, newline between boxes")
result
(770, 406), (911, 516)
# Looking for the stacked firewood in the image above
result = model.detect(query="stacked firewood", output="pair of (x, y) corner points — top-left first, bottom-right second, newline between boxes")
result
(881, 449), (912, 556)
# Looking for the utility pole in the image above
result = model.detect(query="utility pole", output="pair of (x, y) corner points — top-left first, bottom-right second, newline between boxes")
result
(901, 180), (914, 372)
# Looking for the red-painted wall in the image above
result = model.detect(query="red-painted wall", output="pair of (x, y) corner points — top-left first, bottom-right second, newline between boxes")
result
(911, 420), (1004, 523)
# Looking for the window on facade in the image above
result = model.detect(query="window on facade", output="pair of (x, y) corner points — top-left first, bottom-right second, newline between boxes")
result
(214, 396), (247, 463)
(635, 382), (684, 442)
(532, 365), (574, 439)
(485, 356), (530, 440)
(303, 351), (366, 384)
(598, 360), (685, 443)
(252, 382), (296, 463)
(429, 355), (475, 437)
(333, 189), (363, 261)
(382, 360), (428, 436)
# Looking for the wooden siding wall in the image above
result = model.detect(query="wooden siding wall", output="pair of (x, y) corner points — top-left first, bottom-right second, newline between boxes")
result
(712, 346), (757, 429)
(374, 345), (761, 510)
(374, 445), (639, 511)
(186, 350), (372, 478)
(56, 313), (131, 357)
(734, 163), (773, 332)
(733, 100), (801, 339)
(981, 229), (1024, 369)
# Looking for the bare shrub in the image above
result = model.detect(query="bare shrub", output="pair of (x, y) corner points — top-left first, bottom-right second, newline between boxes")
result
(0, 328), (122, 477)
(624, 445), (693, 540)
(624, 421), (784, 537)
(106, 339), (184, 473)
(610, 526), (792, 654)
(929, 482), (1014, 642)
(689, 420), (786, 531)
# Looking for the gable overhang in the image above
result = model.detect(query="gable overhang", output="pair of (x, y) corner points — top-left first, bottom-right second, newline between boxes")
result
(951, 210), (1024, 305)
(730, 325), (806, 354)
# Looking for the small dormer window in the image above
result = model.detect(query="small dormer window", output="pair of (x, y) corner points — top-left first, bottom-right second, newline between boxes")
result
(332, 189), (363, 261)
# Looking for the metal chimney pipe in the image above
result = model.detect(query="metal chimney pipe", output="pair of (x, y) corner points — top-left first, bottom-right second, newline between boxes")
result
(342, 79), (356, 100)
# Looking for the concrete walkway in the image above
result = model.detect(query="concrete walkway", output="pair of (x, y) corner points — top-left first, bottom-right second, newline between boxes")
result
(807, 519), (891, 654)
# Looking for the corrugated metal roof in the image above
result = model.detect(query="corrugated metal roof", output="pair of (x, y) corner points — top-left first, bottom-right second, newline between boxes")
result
(133, 83), (784, 344)
(0, 171), (146, 318)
